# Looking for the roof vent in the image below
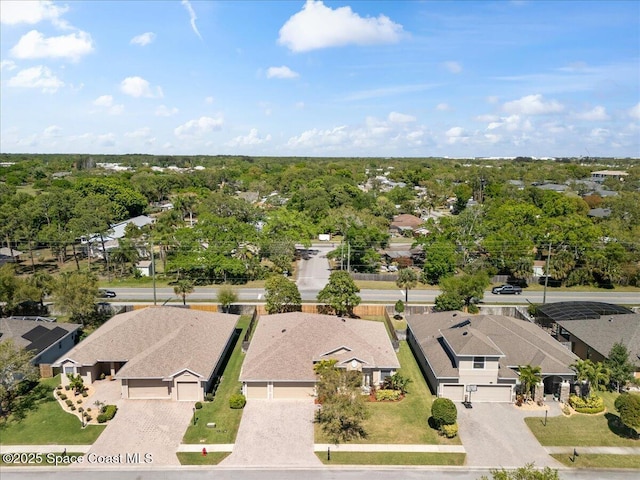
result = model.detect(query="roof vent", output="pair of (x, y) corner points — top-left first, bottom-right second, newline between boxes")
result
(608, 317), (613, 322)
(452, 313), (457, 317)
(341, 318), (346, 322)
(281, 329), (286, 333)
(462, 331), (468, 336)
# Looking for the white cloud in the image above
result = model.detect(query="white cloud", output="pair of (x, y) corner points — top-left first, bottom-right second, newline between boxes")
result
(120, 76), (163, 98)
(93, 95), (113, 107)
(174, 116), (223, 138)
(155, 105), (179, 117)
(443, 61), (462, 74)
(227, 128), (272, 147)
(125, 127), (152, 138)
(181, 0), (202, 40)
(43, 125), (61, 137)
(0, 1), (68, 27)
(475, 114), (499, 122)
(266, 66), (299, 79)
(130, 32), (156, 46)
(388, 112), (416, 123)
(7, 65), (63, 92)
(10, 30), (94, 61)
(445, 126), (468, 144)
(436, 103), (451, 111)
(502, 94), (564, 115)
(629, 102), (640, 120)
(287, 126), (349, 148)
(573, 106), (609, 121)
(205, 96), (214, 104)
(1, 60), (17, 71)
(278, 0), (403, 52)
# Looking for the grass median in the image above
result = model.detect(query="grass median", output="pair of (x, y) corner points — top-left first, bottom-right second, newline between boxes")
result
(176, 452), (230, 465)
(315, 451), (465, 465)
(551, 453), (640, 469)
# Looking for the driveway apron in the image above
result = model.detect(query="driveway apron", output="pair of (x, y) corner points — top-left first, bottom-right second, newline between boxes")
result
(221, 399), (321, 466)
(84, 398), (193, 466)
(457, 402), (563, 468)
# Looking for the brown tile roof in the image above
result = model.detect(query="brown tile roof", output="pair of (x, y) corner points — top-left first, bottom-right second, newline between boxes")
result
(240, 313), (400, 382)
(407, 311), (578, 380)
(391, 214), (423, 229)
(54, 307), (238, 380)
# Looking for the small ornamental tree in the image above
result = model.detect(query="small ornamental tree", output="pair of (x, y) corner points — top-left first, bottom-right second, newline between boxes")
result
(606, 342), (635, 392)
(173, 279), (194, 305)
(394, 300), (405, 315)
(614, 393), (640, 434)
(67, 373), (85, 395)
(317, 270), (361, 317)
(264, 274), (302, 314)
(431, 397), (457, 427)
(216, 287), (238, 313)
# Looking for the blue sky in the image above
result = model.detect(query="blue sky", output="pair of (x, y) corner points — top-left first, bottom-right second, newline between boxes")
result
(1, 0), (638, 158)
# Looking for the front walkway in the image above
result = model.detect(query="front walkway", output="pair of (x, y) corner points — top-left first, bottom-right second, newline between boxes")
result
(457, 401), (563, 468)
(220, 399), (321, 467)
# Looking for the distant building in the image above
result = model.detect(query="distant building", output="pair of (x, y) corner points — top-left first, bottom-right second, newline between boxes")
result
(591, 170), (628, 183)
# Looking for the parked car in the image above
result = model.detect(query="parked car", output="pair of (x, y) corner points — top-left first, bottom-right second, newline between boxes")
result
(491, 284), (522, 295)
(98, 289), (116, 298)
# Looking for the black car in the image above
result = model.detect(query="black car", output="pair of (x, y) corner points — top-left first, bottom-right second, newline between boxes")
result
(491, 284), (522, 295)
(98, 289), (116, 298)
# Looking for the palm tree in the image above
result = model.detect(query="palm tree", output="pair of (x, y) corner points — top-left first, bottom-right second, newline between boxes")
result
(571, 359), (595, 397)
(396, 268), (418, 304)
(590, 362), (611, 392)
(518, 364), (542, 401)
(173, 279), (194, 305)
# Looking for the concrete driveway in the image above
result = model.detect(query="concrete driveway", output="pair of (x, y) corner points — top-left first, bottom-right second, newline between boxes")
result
(296, 244), (333, 291)
(221, 399), (321, 467)
(457, 401), (563, 468)
(85, 395), (193, 466)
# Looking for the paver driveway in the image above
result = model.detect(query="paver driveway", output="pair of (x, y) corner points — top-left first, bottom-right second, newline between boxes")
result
(221, 399), (321, 466)
(85, 394), (193, 466)
(457, 401), (563, 468)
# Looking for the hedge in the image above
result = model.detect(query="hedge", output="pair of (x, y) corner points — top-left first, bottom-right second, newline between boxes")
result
(375, 389), (402, 401)
(431, 397), (457, 426)
(568, 394), (604, 414)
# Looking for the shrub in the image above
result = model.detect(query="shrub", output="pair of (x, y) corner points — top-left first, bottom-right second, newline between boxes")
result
(70, 405), (76, 411)
(87, 408), (91, 412)
(101, 404), (118, 420)
(568, 394), (604, 414)
(431, 397), (457, 427)
(78, 407), (84, 413)
(64, 385), (71, 391)
(65, 399), (73, 406)
(440, 423), (458, 438)
(375, 389), (401, 401)
(229, 393), (246, 409)
(97, 414), (107, 423)
(85, 415), (92, 422)
(82, 392), (88, 397)
(615, 393), (640, 432)
(56, 385), (63, 390)
(77, 399), (82, 404)
(205, 393), (214, 402)
(195, 401), (203, 410)
(59, 393), (67, 400)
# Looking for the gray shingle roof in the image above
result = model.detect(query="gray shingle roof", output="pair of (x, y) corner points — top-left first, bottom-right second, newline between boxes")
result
(54, 307), (238, 380)
(240, 313), (400, 382)
(0, 318), (80, 354)
(407, 311), (578, 380)
(556, 314), (640, 367)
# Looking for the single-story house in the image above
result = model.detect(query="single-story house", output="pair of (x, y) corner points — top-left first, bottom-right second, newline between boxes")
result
(390, 214), (423, 235)
(53, 307), (239, 402)
(0, 317), (81, 366)
(240, 312), (400, 400)
(554, 314), (640, 377)
(591, 170), (628, 183)
(81, 215), (155, 259)
(406, 311), (578, 403)
(0, 247), (22, 266)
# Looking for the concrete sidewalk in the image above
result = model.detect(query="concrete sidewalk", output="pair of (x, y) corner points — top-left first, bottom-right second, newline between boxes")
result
(0, 445), (92, 453)
(545, 446), (640, 454)
(314, 444), (466, 453)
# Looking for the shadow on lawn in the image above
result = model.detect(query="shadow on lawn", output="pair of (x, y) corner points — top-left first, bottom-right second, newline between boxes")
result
(605, 412), (639, 440)
(0, 381), (54, 425)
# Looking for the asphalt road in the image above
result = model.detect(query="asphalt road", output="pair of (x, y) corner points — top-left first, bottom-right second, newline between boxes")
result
(2, 467), (638, 480)
(106, 286), (640, 306)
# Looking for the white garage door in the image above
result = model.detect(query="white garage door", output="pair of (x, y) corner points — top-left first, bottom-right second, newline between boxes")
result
(272, 382), (315, 399)
(441, 384), (465, 401)
(473, 385), (513, 402)
(127, 379), (170, 399)
(177, 381), (200, 401)
(246, 382), (268, 399)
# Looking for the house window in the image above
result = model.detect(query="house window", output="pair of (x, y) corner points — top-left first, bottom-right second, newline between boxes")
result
(473, 357), (485, 369)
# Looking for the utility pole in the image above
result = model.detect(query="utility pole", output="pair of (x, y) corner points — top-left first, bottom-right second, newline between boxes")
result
(340, 241), (344, 270)
(347, 242), (351, 273)
(543, 241), (551, 304)
(151, 240), (157, 306)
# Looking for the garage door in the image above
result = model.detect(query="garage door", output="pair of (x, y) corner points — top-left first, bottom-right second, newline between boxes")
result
(127, 379), (170, 399)
(473, 385), (513, 402)
(246, 382), (268, 399)
(272, 382), (315, 399)
(177, 381), (200, 401)
(441, 384), (465, 401)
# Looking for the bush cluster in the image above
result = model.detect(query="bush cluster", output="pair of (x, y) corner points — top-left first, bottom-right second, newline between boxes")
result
(568, 394), (604, 414)
(205, 393), (215, 402)
(375, 389), (401, 401)
(440, 423), (458, 438)
(229, 393), (246, 409)
(195, 401), (203, 409)
(97, 404), (118, 423)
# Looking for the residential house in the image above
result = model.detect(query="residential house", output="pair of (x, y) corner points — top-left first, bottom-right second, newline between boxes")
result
(82, 215), (155, 259)
(240, 313), (400, 400)
(390, 214), (423, 236)
(53, 307), (239, 401)
(406, 311), (578, 403)
(0, 247), (22, 266)
(591, 170), (628, 183)
(135, 260), (154, 277)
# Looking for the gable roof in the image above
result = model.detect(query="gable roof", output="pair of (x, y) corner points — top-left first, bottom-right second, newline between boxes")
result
(0, 318), (80, 357)
(407, 311), (578, 380)
(53, 307), (238, 380)
(556, 314), (640, 367)
(390, 214), (423, 229)
(240, 313), (400, 382)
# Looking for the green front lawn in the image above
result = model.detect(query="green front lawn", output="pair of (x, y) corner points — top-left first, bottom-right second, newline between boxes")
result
(315, 341), (458, 445)
(551, 454), (640, 469)
(176, 452), (230, 465)
(182, 316), (249, 444)
(525, 392), (640, 447)
(315, 451), (465, 465)
(0, 376), (105, 445)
